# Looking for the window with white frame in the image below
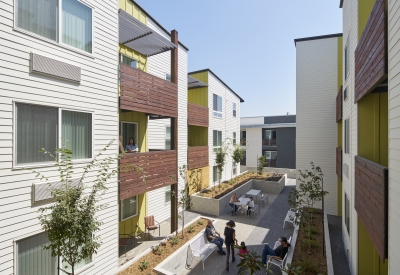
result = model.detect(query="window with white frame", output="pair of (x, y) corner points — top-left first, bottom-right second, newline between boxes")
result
(213, 94), (222, 118)
(233, 132), (236, 145)
(344, 118), (350, 154)
(232, 102), (236, 117)
(165, 185), (171, 203)
(232, 162), (237, 175)
(16, 232), (92, 275)
(16, 0), (93, 53)
(15, 103), (93, 165)
(344, 35), (350, 81)
(165, 126), (171, 150)
(165, 73), (171, 82)
(213, 130), (222, 152)
(121, 195), (137, 221)
(345, 193), (350, 235)
(213, 166), (221, 183)
(120, 54), (138, 68)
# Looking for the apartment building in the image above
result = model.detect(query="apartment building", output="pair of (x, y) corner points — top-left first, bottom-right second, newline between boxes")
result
(296, 0), (400, 274)
(240, 115), (296, 170)
(0, 1), (120, 274)
(188, 69), (244, 188)
(117, 0), (188, 243)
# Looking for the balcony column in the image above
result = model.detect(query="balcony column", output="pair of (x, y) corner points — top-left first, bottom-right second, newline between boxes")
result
(170, 29), (179, 234)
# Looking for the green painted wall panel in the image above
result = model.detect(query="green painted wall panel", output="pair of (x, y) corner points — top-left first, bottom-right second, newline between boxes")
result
(188, 126), (208, 146)
(358, 0), (376, 40)
(119, 111), (148, 152)
(188, 72), (208, 107)
(379, 93), (388, 167)
(119, 193), (147, 235)
(338, 36), (343, 90)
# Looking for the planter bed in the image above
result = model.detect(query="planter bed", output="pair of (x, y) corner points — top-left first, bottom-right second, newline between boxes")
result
(117, 217), (209, 275)
(291, 208), (327, 274)
(191, 174), (286, 216)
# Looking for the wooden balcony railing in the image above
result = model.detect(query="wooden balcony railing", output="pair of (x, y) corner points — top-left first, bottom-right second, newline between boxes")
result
(188, 102), (209, 127)
(336, 148), (342, 180)
(262, 138), (277, 146)
(188, 146), (209, 170)
(354, 0), (387, 103)
(119, 150), (177, 199)
(120, 63), (178, 117)
(354, 155), (388, 260)
(336, 86), (342, 122)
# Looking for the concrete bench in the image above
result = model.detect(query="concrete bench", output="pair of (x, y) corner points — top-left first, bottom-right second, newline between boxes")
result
(188, 231), (217, 271)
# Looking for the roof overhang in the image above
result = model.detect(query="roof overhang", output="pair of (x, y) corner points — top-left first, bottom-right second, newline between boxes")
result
(118, 9), (176, 57)
(187, 75), (208, 89)
(240, 123), (296, 129)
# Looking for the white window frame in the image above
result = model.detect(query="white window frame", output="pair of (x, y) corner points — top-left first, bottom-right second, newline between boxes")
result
(213, 94), (223, 118)
(13, 101), (95, 169)
(232, 102), (236, 117)
(233, 132), (236, 145)
(120, 195), (138, 221)
(165, 73), (171, 82)
(344, 118), (350, 154)
(14, 0), (95, 56)
(213, 165), (221, 183)
(232, 162), (237, 175)
(165, 125), (171, 150)
(120, 53), (138, 69)
(120, 121), (139, 152)
(344, 193), (350, 236)
(213, 130), (222, 152)
(14, 231), (94, 275)
(165, 185), (171, 203)
(344, 35), (350, 81)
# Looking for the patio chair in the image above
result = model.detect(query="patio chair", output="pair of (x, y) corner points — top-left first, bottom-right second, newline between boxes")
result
(248, 204), (260, 219)
(119, 234), (134, 256)
(273, 236), (292, 250)
(260, 194), (268, 207)
(267, 245), (290, 271)
(283, 209), (296, 228)
(144, 215), (160, 238)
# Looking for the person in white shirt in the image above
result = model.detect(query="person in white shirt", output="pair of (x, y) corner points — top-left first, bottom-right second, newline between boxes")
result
(246, 197), (254, 216)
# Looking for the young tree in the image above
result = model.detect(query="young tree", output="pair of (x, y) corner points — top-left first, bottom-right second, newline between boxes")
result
(288, 162), (327, 254)
(214, 139), (231, 191)
(32, 141), (143, 275)
(257, 155), (266, 175)
(231, 142), (244, 179)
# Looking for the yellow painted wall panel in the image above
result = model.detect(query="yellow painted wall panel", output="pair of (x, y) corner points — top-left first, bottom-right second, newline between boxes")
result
(188, 72), (208, 107)
(358, 0), (376, 40)
(119, 44), (147, 72)
(119, 0), (147, 24)
(187, 166), (210, 195)
(119, 193), (147, 235)
(120, 111), (148, 153)
(188, 126), (208, 146)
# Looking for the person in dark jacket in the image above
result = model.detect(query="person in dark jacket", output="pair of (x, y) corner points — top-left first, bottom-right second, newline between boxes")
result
(261, 236), (291, 266)
(224, 220), (237, 271)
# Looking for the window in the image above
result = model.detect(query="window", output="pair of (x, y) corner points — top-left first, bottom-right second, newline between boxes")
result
(120, 122), (138, 152)
(213, 130), (222, 152)
(15, 103), (92, 165)
(232, 103), (236, 117)
(240, 150), (246, 166)
(344, 35), (350, 80)
(121, 195), (137, 221)
(343, 87), (348, 101)
(165, 73), (171, 82)
(233, 132), (236, 145)
(344, 118), (350, 154)
(240, 130), (246, 143)
(345, 193), (350, 235)
(262, 129), (277, 146)
(213, 94), (222, 118)
(16, 232), (92, 275)
(165, 185), (171, 203)
(232, 162), (237, 175)
(213, 166), (221, 183)
(263, 150), (277, 167)
(16, 0), (93, 53)
(165, 126), (171, 150)
(120, 54), (138, 68)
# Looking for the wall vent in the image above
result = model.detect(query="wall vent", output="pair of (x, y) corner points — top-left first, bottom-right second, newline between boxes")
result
(33, 178), (81, 203)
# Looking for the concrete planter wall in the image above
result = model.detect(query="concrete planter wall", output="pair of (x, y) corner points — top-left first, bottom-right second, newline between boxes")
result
(191, 176), (286, 217)
(241, 166), (296, 179)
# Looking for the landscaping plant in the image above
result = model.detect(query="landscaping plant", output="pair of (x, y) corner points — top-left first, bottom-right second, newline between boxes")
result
(214, 138), (231, 191)
(257, 155), (266, 175)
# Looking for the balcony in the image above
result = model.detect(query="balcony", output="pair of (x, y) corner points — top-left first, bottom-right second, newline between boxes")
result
(354, 155), (388, 260)
(119, 150), (177, 199)
(336, 148), (342, 180)
(119, 63), (178, 117)
(336, 86), (342, 122)
(188, 146), (209, 170)
(188, 102), (209, 127)
(354, 0), (387, 103)
(262, 138), (277, 146)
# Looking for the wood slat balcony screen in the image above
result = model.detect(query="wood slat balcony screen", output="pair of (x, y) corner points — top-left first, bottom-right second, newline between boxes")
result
(354, 0), (387, 103)
(336, 148), (342, 180)
(119, 150), (177, 199)
(336, 86), (342, 122)
(354, 155), (388, 260)
(188, 102), (209, 127)
(120, 63), (178, 117)
(188, 146), (208, 170)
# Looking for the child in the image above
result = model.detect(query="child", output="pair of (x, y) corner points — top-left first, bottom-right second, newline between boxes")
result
(238, 241), (250, 262)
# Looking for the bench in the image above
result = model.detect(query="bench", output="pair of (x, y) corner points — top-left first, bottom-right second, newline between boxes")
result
(188, 231), (217, 271)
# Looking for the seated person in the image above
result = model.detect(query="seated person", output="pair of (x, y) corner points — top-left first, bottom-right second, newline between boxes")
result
(246, 197), (254, 216)
(261, 237), (291, 266)
(125, 137), (138, 153)
(229, 193), (240, 216)
(238, 241), (249, 262)
(205, 219), (225, 255)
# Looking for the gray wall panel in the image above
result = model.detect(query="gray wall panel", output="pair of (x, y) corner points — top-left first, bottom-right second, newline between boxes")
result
(276, 127), (296, 169)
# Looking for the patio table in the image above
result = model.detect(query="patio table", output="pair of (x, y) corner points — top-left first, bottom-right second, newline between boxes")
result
(234, 198), (250, 215)
(246, 189), (262, 203)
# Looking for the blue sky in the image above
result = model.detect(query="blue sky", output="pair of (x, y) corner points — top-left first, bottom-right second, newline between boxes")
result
(135, 0), (342, 117)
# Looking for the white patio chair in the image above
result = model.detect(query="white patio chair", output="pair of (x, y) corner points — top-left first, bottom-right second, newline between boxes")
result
(248, 204), (260, 219)
(260, 194), (268, 207)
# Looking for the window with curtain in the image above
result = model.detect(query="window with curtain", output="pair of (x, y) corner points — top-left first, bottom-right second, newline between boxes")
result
(213, 130), (222, 152)
(121, 195), (137, 220)
(16, 0), (93, 53)
(16, 103), (58, 164)
(213, 166), (221, 183)
(17, 232), (57, 275)
(120, 54), (138, 68)
(213, 94), (222, 118)
(62, 110), (92, 159)
(165, 126), (171, 150)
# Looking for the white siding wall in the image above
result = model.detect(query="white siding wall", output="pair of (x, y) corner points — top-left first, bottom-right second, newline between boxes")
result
(342, 1), (358, 273)
(145, 18), (188, 223)
(295, 38), (338, 216)
(388, 0), (400, 273)
(243, 128), (262, 167)
(0, 1), (119, 274)
(208, 73), (241, 185)
(240, 116), (264, 125)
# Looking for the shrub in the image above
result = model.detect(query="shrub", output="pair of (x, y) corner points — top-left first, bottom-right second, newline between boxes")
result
(294, 256), (318, 273)
(153, 246), (163, 255)
(187, 225), (195, 233)
(170, 236), (179, 245)
(197, 220), (204, 226)
(139, 260), (149, 271)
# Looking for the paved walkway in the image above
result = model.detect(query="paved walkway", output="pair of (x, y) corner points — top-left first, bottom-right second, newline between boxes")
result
(328, 215), (351, 275)
(181, 179), (296, 275)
